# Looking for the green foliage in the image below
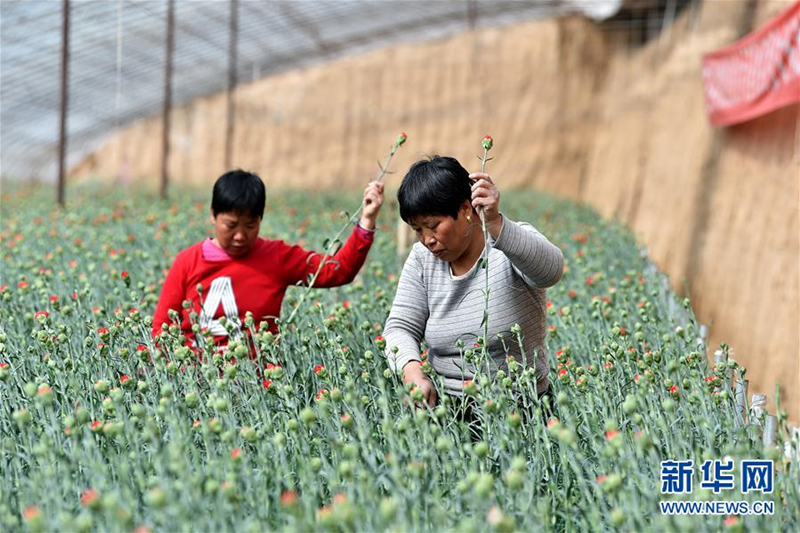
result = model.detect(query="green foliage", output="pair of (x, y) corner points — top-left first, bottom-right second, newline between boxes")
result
(0, 184), (796, 531)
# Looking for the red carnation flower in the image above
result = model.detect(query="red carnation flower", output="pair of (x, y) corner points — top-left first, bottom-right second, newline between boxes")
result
(313, 365), (324, 374)
(280, 490), (298, 506)
(80, 488), (98, 507)
(22, 506), (40, 522)
(262, 379), (272, 390)
(724, 516), (739, 527)
(604, 429), (619, 441)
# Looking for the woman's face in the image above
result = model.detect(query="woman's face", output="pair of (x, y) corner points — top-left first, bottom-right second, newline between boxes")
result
(410, 203), (472, 263)
(211, 210), (261, 257)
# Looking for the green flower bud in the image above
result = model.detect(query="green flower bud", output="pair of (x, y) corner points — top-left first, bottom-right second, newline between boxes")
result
(473, 473), (494, 497)
(434, 436), (452, 452)
(13, 408), (32, 426)
(24, 382), (38, 397)
(183, 391), (198, 407)
(145, 487), (167, 509)
(611, 508), (625, 527)
(379, 497), (398, 521)
(299, 407), (317, 425)
(503, 469), (524, 490)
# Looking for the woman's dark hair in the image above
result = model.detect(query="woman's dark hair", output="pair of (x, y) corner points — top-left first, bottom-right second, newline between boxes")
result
(397, 156), (473, 223)
(211, 170), (266, 219)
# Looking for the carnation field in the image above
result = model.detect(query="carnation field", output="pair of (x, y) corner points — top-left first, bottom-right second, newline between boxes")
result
(0, 184), (797, 532)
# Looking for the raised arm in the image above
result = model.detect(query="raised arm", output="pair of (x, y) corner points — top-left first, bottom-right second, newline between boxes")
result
(284, 227), (374, 288)
(492, 216), (564, 288)
(284, 180), (384, 288)
(469, 172), (563, 288)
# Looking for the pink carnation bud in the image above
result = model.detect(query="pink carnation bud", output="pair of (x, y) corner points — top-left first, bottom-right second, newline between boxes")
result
(280, 490), (298, 506)
(81, 488), (99, 507)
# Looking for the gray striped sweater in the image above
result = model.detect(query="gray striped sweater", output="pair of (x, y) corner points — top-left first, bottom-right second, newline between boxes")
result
(383, 215), (564, 396)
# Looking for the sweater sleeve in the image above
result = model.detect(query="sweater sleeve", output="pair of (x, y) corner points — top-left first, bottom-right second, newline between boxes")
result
(382, 245), (429, 371)
(283, 226), (373, 288)
(491, 215), (564, 288)
(152, 250), (189, 339)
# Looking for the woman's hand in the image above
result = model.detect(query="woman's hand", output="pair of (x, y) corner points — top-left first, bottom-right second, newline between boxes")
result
(469, 172), (502, 236)
(402, 361), (437, 408)
(359, 181), (385, 231)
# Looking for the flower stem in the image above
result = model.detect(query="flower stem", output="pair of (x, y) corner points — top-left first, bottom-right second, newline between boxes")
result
(479, 147), (491, 374)
(282, 138), (403, 327)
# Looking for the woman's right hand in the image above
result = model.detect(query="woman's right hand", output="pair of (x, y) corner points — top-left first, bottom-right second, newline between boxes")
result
(359, 181), (385, 230)
(402, 361), (437, 408)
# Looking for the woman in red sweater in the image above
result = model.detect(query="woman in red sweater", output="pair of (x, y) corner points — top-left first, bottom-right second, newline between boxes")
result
(152, 169), (384, 354)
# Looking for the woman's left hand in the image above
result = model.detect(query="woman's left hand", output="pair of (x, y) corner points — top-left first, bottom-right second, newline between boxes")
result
(359, 180), (385, 230)
(469, 172), (501, 230)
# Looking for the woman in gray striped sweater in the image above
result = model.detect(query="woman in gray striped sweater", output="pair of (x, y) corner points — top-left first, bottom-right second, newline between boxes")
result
(383, 156), (564, 414)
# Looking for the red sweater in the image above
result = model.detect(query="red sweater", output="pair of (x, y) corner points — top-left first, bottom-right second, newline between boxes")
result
(152, 227), (373, 348)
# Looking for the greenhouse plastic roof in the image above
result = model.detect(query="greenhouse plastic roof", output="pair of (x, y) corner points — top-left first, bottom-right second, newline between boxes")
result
(0, 0), (621, 181)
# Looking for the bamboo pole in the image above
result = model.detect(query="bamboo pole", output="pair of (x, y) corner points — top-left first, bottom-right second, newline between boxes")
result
(225, 0), (239, 170)
(160, 0), (175, 200)
(57, 0), (70, 207)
